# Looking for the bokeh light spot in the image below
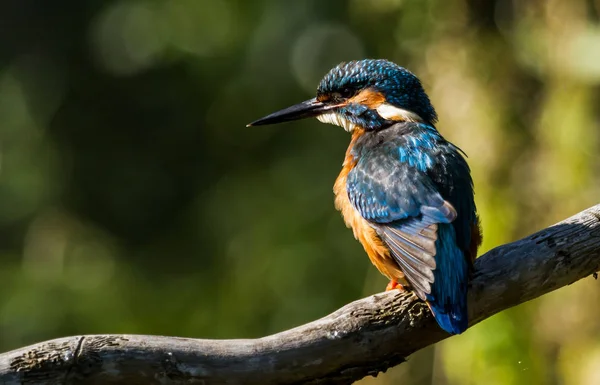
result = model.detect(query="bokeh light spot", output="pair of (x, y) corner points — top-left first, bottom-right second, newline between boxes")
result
(291, 24), (365, 94)
(563, 27), (600, 83)
(162, 0), (235, 57)
(91, 0), (166, 76)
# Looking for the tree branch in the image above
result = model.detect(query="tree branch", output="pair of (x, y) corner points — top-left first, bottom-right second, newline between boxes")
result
(2, 205), (600, 385)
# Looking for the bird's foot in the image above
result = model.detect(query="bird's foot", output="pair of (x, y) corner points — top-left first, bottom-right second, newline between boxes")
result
(386, 280), (405, 292)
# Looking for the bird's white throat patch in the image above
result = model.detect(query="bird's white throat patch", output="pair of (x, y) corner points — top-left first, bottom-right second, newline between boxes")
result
(317, 103), (424, 132)
(317, 112), (357, 132)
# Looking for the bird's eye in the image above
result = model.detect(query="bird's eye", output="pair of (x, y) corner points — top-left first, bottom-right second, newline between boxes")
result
(332, 88), (354, 101)
(339, 88), (354, 99)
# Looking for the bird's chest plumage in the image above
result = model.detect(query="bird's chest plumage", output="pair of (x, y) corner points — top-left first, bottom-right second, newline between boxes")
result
(333, 123), (476, 281)
(333, 128), (409, 281)
(334, 162), (407, 282)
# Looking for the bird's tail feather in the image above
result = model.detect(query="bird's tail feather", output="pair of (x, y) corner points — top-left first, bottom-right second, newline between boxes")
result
(427, 301), (468, 335)
(426, 224), (469, 335)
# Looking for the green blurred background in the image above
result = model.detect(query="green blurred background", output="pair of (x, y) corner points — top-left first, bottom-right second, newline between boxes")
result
(1, 0), (599, 383)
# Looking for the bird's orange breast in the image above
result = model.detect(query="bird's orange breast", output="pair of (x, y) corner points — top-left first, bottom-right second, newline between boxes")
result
(333, 129), (407, 284)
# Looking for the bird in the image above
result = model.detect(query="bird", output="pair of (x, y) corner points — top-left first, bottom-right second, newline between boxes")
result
(247, 59), (481, 334)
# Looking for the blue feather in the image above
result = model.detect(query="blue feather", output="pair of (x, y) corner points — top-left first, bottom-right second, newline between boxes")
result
(345, 122), (477, 335)
(426, 224), (470, 334)
(317, 59), (438, 127)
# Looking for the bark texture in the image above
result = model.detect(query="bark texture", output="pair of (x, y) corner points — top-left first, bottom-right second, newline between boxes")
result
(1, 204), (600, 385)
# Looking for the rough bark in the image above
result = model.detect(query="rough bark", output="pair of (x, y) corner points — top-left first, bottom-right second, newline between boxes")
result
(1, 204), (599, 385)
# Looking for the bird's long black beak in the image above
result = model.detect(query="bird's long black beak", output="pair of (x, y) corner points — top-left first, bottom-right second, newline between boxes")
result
(247, 98), (333, 127)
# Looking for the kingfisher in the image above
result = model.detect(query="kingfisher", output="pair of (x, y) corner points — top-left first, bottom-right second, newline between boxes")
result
(248, 59), (481, 334)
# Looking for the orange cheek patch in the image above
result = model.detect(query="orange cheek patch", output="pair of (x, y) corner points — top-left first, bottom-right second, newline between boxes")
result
(348, 88), (385, 109)
(317, 94), (331, 102)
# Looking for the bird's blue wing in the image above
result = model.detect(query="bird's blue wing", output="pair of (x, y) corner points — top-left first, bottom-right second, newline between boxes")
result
(346, 140), (457, 301)
(346, 124), (475, 334)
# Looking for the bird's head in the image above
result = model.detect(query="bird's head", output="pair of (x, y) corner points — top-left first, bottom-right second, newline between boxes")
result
(248, 59), (437, 131)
